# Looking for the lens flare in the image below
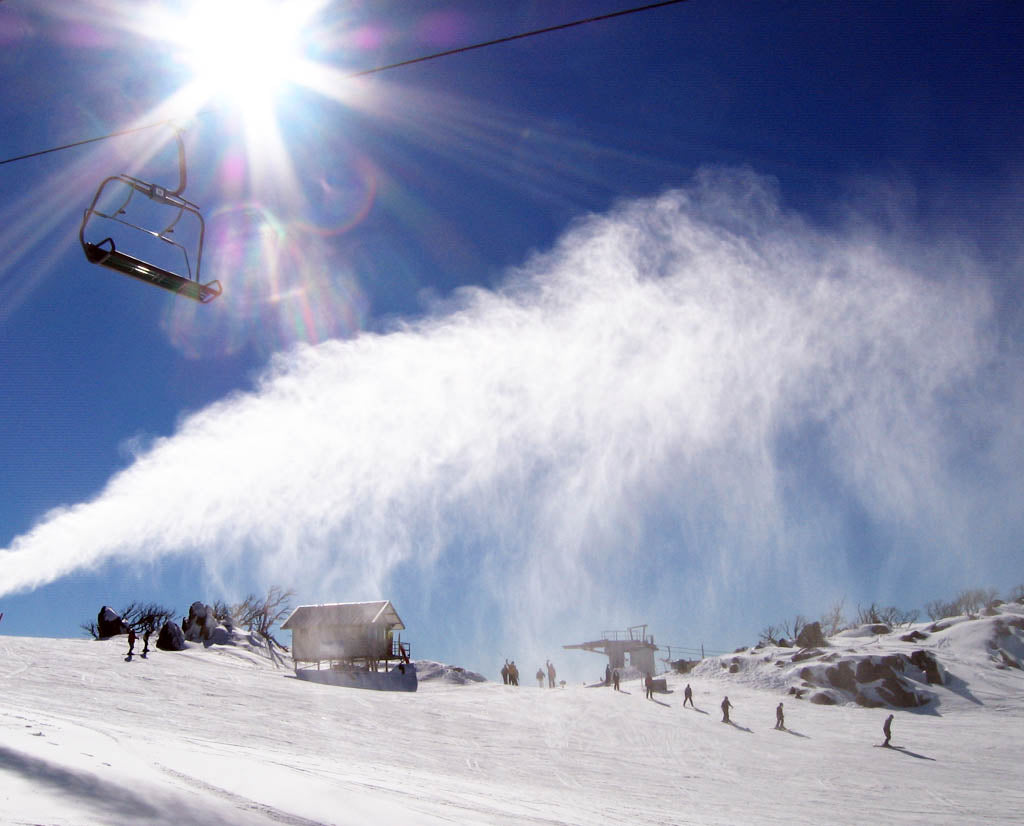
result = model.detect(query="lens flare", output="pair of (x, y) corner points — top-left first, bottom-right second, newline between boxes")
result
(163, 202), (368, 358)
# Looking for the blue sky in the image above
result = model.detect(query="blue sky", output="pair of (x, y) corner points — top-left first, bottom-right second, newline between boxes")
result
(1, 0), (1022, 679)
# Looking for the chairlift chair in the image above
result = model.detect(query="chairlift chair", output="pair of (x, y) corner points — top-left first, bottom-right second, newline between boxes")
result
(79, 131), (222, 303)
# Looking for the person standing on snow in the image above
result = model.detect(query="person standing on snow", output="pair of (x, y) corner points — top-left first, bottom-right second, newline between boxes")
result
(683, 683), (694, 707)
(501, 661), (509, 685)
(612, 668), (621, 691)
(775, 702), (785, 730)
(721, 696), (733, 723)
(547, 660), (556, 689)
(645, 673), (654, 700)
(882, 714), (894, 746)
(605, 663), (612, 686)
(536, 668), (545, 688)
(509, 661), (519, 686)
(126, 627), (136, 659)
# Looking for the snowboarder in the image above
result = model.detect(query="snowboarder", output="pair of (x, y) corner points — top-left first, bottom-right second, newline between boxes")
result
(775, 702), (785, 730)
(536, 667), (545, 688)
(612, 668), (620, 691)
(683, 683), (694, 707)
(882, 714), (894, 746)
(645, 673), (654, 700)
(501, 661), (509, 685)
(547, 659), (556, 689)
(721, 696), (733, 723)
(126, 627), (136, 660)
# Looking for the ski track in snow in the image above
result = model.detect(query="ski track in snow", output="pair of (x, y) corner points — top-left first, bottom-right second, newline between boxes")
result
(1, 613), (1023, 825)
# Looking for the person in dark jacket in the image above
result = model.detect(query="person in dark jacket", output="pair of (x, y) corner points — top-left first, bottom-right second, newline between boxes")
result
(126, 627), (136, 658)
(645, 673), (654, 700)
(775, 702), (785, 730)
(721, 696), (733, 723)
(612, 668), (620, 691)
(683, 683), (694, 707)
(882, 714), (894, 746)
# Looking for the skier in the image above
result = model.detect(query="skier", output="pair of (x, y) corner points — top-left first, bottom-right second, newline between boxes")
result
(683, 683), (694, 707)
(721, 696), (733, 723)
(775, 702), (785, 730)
(536, 667), (545, 688)
(882, 714), (894, 746)
(126, 627), (136, 660)
(612, 668), (620, 691)
(547, 659), (556, 689)
(142, 628), (152, 658)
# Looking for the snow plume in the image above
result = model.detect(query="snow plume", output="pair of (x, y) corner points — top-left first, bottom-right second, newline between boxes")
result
(0, 169), (1018, 655)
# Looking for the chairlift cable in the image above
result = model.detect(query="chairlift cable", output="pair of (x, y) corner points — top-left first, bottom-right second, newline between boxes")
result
(0, 0), (690, 167)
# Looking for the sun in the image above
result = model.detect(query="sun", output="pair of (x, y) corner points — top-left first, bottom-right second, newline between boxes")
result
(168, 0), (318, 112)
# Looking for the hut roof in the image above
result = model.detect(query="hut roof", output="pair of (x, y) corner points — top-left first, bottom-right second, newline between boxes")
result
(281, 600), (406, 631)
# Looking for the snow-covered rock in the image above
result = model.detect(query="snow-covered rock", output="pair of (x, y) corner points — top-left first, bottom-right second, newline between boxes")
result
(694, 605), (1024, 711)
(416, 660), (486, 684)
(182, 601), (219, 642)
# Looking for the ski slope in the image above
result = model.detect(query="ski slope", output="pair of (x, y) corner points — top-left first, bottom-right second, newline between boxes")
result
(1, 608), (1023, 825)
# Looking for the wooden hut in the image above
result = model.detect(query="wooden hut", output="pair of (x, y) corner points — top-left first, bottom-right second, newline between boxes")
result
(282, 600), (410, 673)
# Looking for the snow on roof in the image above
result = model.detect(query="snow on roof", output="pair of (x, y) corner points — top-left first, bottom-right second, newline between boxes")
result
(281, 600), (405, 631)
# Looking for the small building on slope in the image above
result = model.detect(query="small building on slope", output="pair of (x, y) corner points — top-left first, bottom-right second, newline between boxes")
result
(281, 600), (416, 692)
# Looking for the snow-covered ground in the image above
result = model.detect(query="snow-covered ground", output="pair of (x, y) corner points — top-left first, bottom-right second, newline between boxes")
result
(2, 607), (1023, 825)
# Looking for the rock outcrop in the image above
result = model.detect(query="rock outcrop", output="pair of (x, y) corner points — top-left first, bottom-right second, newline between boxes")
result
(157, 621), (187, 651)
(182, 602), (218, 642)
(96, 606), (129, 639)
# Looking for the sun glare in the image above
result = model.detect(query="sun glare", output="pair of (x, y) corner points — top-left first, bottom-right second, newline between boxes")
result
(173, 0), (313, 110)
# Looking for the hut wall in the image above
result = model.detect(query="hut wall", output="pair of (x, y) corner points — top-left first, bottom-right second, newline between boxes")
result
(293, 623), (389, 662)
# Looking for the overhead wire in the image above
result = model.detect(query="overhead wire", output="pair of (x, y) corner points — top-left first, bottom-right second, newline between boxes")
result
(0, 0), (689, 167)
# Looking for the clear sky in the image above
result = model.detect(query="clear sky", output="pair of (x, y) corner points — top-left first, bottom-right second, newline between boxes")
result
(1, 1), (1022, 679)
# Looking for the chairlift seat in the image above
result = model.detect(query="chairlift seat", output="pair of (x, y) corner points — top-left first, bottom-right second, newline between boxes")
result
(84, 238), (222, 304)
(79, 131), (222, 304)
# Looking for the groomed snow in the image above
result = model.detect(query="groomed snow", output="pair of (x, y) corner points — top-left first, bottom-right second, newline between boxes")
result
(2, 609), (1023, 825)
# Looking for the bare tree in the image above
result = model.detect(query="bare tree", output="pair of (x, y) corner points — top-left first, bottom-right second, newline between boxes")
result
(120, 601), (175, 633)
(232, 586), (294, 653)
(1007, 584), (1024, 604)
(211, 600), (234, 628)
(81, 601), (174, 639)
(781, 614), (809, 642)
(855, 603), (915, 628)
(820, 597), (847, 637)
(954, 588), (999, 617)
(759, 624), (780, 646)
(927, 588), (1000, 621)
(855, 602), (884, 625)
(925, 598), (958, 622)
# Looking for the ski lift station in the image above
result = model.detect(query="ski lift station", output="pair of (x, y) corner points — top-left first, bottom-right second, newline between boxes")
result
(563, 624), (658, 675)
(281, 600), (416, 692)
